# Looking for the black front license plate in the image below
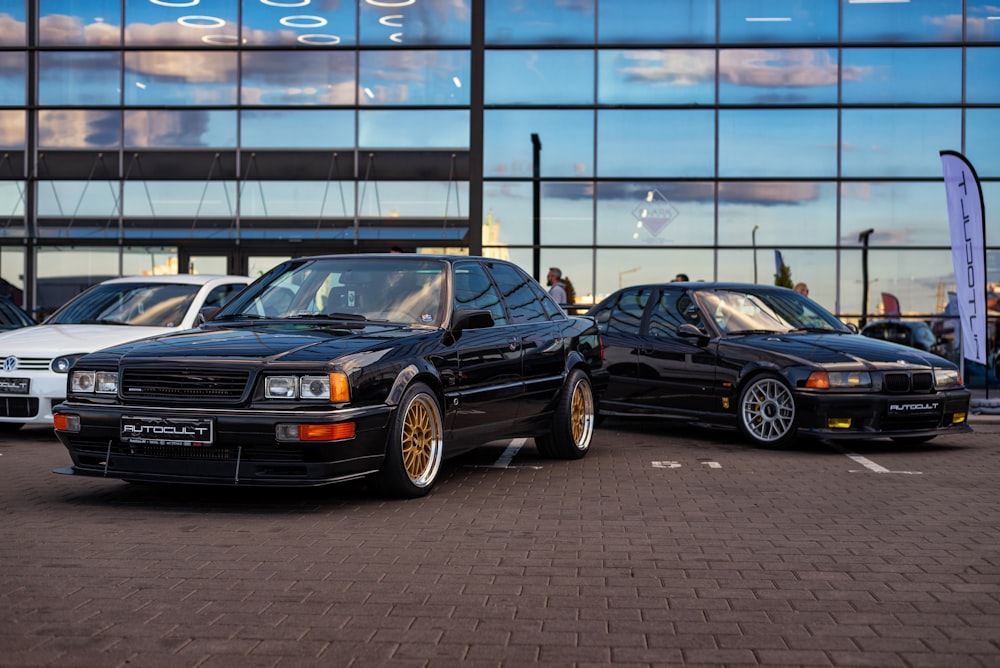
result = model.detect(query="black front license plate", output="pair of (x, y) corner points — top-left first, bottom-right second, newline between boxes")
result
(887, 401), (941, 415)
(121, 415), (214, 447)
(0, 377), (29, 394)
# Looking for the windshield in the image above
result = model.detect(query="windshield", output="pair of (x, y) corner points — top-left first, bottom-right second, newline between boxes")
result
(217, 257), (447, 327)
(46, 283), (200, 327)
(694, 288), (848, 336)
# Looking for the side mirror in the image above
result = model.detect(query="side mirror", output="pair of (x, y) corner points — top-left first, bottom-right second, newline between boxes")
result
(845, 322), (859, 334)
(451, 309), (494, 333)
(677, 322), (707, 340)
(195, 306), (221, 326)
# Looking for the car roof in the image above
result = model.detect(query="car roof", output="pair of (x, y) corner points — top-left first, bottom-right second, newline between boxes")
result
(613, 282), (797, 292)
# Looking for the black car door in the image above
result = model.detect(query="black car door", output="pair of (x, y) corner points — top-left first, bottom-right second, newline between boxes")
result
(485, 261), (564, 419)
(442, 261), (522, 438)
(590, 287), (653, 415)
(636, 287), (720, 415)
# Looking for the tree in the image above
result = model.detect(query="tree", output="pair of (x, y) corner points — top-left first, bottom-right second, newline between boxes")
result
(774, 262), (793, 289)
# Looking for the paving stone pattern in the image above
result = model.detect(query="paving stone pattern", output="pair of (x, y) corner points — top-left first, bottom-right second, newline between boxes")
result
(2, 419), (999, 667)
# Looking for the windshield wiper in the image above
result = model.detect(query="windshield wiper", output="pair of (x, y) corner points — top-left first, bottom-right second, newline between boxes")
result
(212, 313), (266, 321)
(789, 326), (839, 333)
(80, 319), (131, 325)
(726, 329), (785, 336)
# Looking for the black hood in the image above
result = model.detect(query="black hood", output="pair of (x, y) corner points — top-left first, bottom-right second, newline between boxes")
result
(723, 331), (951, 369)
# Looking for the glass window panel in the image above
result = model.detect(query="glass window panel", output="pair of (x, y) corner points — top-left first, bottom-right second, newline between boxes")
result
(486, 50), (593, 105)
(0, 52), (26, 105)
(598, 50), (714, 105)
(0, 110), (25, 148)
(38, 52), (121, 106)
(841, 109), (960, 178)
(359, 0), (471, 46)
(718, 181), (836, 247)
(122, 246), (180, 275)
(485, 0), (595, 45)
(0, 181), (26, 230)
(484, 110), (592, 178)
(840, 182), (950, 248)
(124, 51), (237, 106)
(38, 110), (120, 149)
(840, 249), (955, 316)
(359, 110), (469, 148)
(842, 48), (961, 104)
(597, 110), (714, 177)
(597, 181), (715, 246)
(124, 0), (238, 47)
(719, 109), (836, 178)
(239, 181), (355, 219)
(719, 0), (838, 44)
(39, 0), (122, 45)
(242, 51), (356, 106)
(968, 2), (1000, 42)
(241, 110), (355, 149)
(35, 247), (121, 315)
(966, 109), (1000, 178)
(598, 0), (715, 44)
(125, 110), (236, 148)
(843, 0), (962, 43)
(0, 2), (25, 46)
(719, 49), (837, 105)
(482, 181), (532, 246)
(36, 181), (120, 217)
(536, 182), (593, 246)
(360, 51), (470, 106)
(967, 48), (1000, 103)
(595, 248), (714, 301)
(122, 181), (236, 218)
(356, 181), (467, 219)
(544, 249), (594, 303)
(0, 249), (26, 305)
(243, 0), (356, 47)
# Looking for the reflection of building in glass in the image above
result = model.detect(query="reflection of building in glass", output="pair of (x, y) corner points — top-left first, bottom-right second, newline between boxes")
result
(0, 2), (998, 316)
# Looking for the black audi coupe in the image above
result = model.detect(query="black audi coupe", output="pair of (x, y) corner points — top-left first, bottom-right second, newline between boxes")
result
(588, 282), (971, 448)
(53, 255), (605, 497)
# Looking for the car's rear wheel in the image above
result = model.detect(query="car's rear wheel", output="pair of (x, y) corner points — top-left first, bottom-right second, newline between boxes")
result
(738, 373), (797, 448)
(376, 382), (443, 498)
(535, 369), (594, 459)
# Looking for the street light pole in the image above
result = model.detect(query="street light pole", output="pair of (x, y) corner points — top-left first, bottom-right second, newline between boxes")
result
(859, 228), (875, 328)
(752, 224), (760, 283)
(618, 266), (640, 289)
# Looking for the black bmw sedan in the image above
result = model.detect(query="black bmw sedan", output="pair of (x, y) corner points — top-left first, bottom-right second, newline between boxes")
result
(53, 255), (605, 497)
(588, 283), (971, 447)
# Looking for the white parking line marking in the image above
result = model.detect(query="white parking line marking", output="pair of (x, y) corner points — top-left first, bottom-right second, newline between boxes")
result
(701, 461), (722, 469)
(829, 443), (922, 475)
(652, 461), (682, 469)
(466, 438), (542, 470)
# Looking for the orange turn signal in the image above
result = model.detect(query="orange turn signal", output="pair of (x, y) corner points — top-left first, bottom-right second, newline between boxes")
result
(805, 371), (830, 389)
(299, 422), (356, 441)
(330, 372), (350, 402)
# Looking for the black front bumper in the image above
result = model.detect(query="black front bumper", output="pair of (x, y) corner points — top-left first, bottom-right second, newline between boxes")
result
(53, 402), (394, 487)
(793, 389), (972, 440)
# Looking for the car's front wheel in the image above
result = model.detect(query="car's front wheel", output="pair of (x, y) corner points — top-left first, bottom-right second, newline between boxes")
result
(535, 368), (594, 459)
(376, 382), (444, 498)
(738, 373), (797, 448)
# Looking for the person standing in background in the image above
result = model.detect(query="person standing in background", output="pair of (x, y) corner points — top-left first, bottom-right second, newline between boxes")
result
(547, 267), (567, 304)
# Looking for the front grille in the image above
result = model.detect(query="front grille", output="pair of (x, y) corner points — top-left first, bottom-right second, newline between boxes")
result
(121, 368), (251, 403)
(883, 371), (935, 394)
(0, 397), (38, 418)
(2, 357), (51, 371)
(69, 438), (305, 462)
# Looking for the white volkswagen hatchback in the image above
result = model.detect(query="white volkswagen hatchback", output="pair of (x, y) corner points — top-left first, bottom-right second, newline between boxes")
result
(0, 274), (251, 431)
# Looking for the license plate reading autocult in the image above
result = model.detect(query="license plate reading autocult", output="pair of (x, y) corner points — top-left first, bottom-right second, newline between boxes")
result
(121, 415), (214, 447)
(0, 377), (29, 394)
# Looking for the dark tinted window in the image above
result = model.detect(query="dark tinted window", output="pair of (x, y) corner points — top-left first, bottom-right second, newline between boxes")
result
(453, 262), (507, 326)
(486, 262), (548, 324)
(597, 288), (651, 336)
(204, 283), (246, 309)
(648, 289), (699, 337)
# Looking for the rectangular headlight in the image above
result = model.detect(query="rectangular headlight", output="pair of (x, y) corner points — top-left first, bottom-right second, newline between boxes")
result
(265, 376), (298, 399)
(934, 369), (961, 389)
(300, 375), (330, 399)
(96, 372), (118, 394)
(71, 371), (95, 393)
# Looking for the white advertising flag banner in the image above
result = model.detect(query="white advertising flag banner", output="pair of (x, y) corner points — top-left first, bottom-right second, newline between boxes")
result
(940, 150), (987, 365)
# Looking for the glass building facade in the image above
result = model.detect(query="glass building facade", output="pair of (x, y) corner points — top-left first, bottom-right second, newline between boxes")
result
(1, 0), (998, 318)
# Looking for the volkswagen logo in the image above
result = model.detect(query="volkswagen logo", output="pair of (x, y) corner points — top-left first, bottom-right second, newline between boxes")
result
(3, 356), (17, 372)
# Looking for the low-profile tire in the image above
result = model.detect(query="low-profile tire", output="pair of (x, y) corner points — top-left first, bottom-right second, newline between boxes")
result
(890, 435), (936, 444)
(535, 369), (594, 460)
(375, 382), (444, 498)
(737, 373), (797, 448)
(0, 422), (24, 432)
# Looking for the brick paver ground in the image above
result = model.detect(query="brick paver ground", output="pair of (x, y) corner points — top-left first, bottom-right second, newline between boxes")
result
(2, 417), (998, 667)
